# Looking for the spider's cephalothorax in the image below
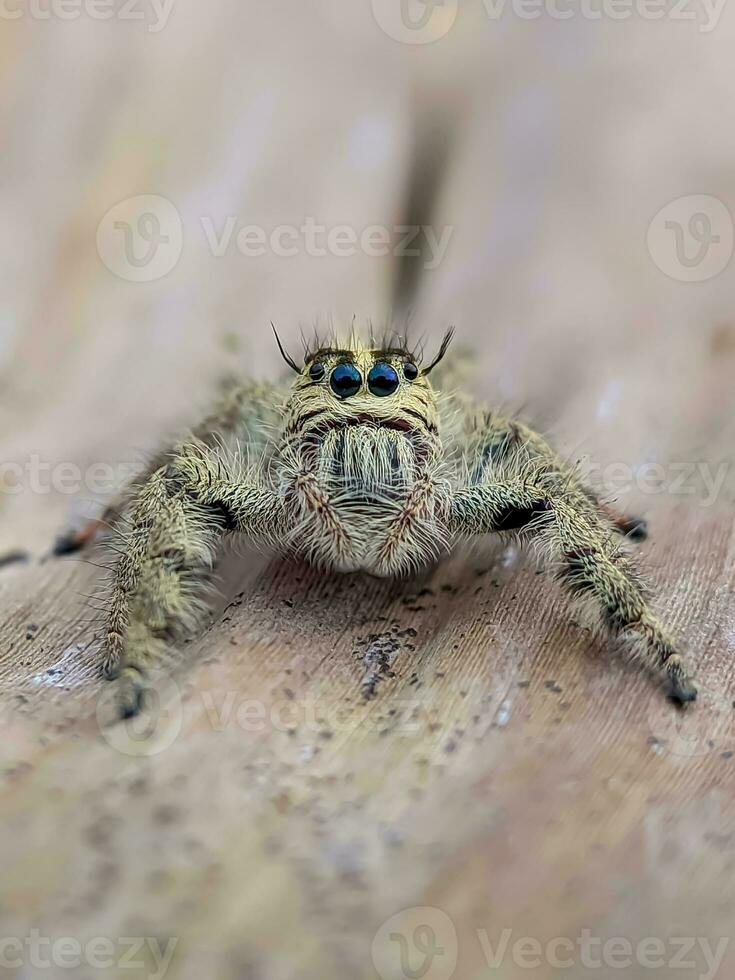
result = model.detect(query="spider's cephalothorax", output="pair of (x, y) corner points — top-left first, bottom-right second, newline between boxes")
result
(277, 339), (448, 575)
(88, 328), (697, 717)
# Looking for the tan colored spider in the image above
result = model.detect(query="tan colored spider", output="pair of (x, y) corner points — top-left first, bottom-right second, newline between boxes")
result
(82, 327), (696, 716)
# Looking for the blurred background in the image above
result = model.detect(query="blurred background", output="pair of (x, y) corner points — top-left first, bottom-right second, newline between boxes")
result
(2, 0), (734, 552)
(1, 2), (735, 979)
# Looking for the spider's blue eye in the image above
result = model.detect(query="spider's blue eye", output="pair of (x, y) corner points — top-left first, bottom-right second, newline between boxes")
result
(330, 363), (362, 398)
(367, 362), (399, 397)
(309, 361), (325, 381)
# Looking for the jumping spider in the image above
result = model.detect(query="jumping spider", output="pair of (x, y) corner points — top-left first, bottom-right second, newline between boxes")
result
(86, 328), (696, 716)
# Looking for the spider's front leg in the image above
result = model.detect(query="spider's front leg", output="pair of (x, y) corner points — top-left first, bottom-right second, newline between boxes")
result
(104, 442), (283, 717)
(450, 423), (697, 704)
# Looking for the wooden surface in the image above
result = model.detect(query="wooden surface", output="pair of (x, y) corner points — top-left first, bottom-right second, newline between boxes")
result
(1, 4), (735, 978)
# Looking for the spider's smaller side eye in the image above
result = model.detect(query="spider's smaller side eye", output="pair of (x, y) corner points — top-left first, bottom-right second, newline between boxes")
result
(403, 362), (419, 381)
(309, 362), (325, 381)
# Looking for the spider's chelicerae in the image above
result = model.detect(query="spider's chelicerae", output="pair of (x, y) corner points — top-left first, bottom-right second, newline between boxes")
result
(96, 328), (697, 716)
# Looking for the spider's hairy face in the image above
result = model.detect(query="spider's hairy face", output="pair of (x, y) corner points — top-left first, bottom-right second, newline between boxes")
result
(282, 340), (441, 493)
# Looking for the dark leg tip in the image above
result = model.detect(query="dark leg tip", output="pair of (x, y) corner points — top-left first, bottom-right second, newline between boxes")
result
(52, 532), (84, 556)
(115, 668), (146, 719)
(0, 549), (30, 570)
(667, 677), (698, 707)
(622, 516), (648, 541)
(52, 519), (104, 557)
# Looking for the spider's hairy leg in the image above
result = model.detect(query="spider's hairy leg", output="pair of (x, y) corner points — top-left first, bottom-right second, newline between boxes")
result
(105, 441), (283, 718)
(459, 408), (648, 539)
(451, 415), (696, 703)
(54, 380), (284, 557)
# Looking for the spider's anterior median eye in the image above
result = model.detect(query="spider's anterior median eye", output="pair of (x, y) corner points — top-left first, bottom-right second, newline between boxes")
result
(367, 362), (400, 397)
(403, 362), (419, 381)
(309, 361), (325, 381)
(329, 363), (362, 398)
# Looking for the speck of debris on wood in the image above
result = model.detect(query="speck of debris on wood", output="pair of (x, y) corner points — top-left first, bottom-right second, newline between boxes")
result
(721, 751), (733, 759)
(545, 681), (563, 694)
(359, 633), (399, 699)
(381, 827), (404, 848)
